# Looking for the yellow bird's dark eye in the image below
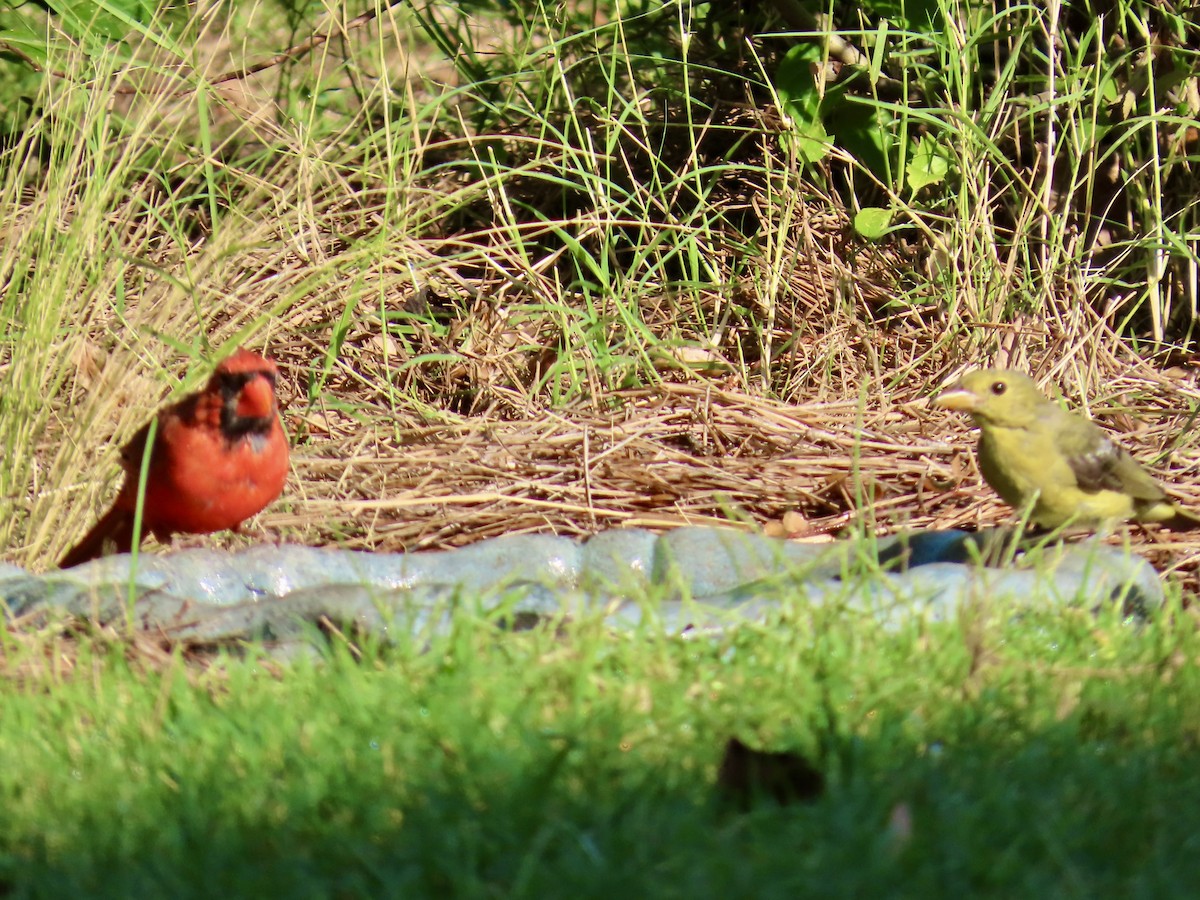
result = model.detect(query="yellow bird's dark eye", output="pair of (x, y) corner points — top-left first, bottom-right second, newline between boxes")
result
(990, 381), (1007, 395)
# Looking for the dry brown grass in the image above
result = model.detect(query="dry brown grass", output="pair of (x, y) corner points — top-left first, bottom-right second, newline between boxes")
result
(269, 344), (1200, 582)
(10, 154), (1200, 593)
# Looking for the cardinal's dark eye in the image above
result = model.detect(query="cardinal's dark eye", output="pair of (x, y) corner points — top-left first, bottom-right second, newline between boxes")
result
(990, 381), (1006, 395)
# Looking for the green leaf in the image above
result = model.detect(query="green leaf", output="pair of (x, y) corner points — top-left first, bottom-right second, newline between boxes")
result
(45, 0), (152, 43)
(854, 207), (894, 240)
(859, 0), (943, 31)
(906, 135), (951, 192)
(775, 43), (833, 163)
(826, 94), (894, 180)
(789, 118), (833, 164)
(775, 43), (823, 126)
(0, 19), (52, 65)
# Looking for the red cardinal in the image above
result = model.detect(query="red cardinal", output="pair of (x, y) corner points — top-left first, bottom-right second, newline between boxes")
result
(59, 348), (290, 568)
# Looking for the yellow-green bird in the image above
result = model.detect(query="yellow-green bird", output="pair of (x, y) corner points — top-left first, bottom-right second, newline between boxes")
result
(933, 369), (1200, 530)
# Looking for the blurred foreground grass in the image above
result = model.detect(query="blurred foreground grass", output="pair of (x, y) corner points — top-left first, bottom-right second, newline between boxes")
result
(3, 592), (1200, 897)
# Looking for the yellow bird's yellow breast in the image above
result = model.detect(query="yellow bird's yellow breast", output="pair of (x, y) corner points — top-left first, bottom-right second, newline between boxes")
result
(977, 425), (1136, 527)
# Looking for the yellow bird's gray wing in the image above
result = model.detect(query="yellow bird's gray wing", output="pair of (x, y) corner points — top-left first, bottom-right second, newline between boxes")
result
(1050, 410), (1167, 502)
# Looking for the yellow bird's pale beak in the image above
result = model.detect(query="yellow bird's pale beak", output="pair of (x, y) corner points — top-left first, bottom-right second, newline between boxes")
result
(931, 382), (980, 412)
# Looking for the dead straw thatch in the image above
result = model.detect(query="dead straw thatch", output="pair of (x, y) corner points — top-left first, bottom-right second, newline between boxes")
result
(280, 382), (964, 549)
(264, 370), (1200, 593)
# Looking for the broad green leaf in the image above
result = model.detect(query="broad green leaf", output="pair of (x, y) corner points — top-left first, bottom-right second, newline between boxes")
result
(854, 207), (894, 239)
(906, 135), (951, 192)
(776, 43), (834, 163)
(790, 118), (833, 164)
(861, 0), (942, 31)
(827, 94), (895, 181)
(45, 0), (151, 43)
(775, 42), (824, 127)
(0, 19), (51, 65)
